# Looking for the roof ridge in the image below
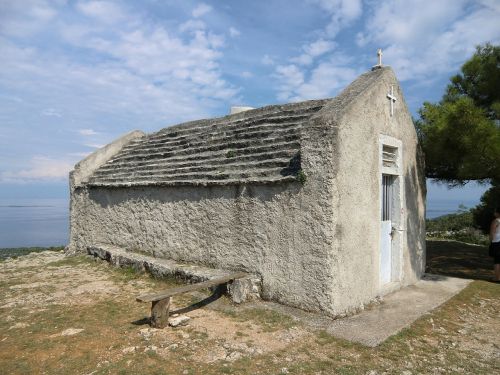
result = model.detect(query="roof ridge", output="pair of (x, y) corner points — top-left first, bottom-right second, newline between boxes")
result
(86, 68), (392, 187)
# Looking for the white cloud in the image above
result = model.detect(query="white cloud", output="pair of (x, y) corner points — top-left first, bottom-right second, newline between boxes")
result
(307, 0), (362, 37)
(274, 64), (305, 101)
(241, 71), (253, 78)
(76, 1), (127, 24)
(291, 55), (313, 66)
(42, 108), (62, 117)
(262, 55), (275, 66)
(291, 38), (336, 66)
(0, 156), (74, 182)
(0, 1), (243, 184)
(275, 54), (359, 102)
(271, 1), (361, 101)
(84, 143), (105, 149)
(179, 19), (206, 33)
(69, 152), (92, 158)
(271, 0), (500, 104)
(357, 0), (500, 81)
(192, 3), (212, 18)
(0, 2), (238, 126)
(0, 0), (58, 37)
(293, 61), (358, 100)
(306, 39), (335, 57)
(229, 27), (240, 38)
(78, 129), (98, 136)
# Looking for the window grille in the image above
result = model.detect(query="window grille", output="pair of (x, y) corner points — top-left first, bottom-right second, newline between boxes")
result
(382, 175), (394, 221)
(382, 145), (398, 169)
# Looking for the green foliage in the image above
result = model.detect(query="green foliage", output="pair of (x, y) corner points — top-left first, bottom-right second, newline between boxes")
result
(225, 150), (236, 158)
(417, 97), (500, 183)
(472, 179), (500, 232)
(445, 43), (500, 120)
(296, 170), (307, 184)
(426, 210), (489, 245)
(426, 210), (474, 232)
(416, 44), (500, 185)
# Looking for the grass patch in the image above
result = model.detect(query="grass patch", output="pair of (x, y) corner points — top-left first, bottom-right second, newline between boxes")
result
(111, 265), (145, 282)
(315, 330), (337, 345)
(223, 308), (297, 332)
(0, 246), (64, 260)
(0, 298), (151, 375)
(1, 240), (499, 374)
(426, 240), (493, 281)
(46, 255), (96, 268)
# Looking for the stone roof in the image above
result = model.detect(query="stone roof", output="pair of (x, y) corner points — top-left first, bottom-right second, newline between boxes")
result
(87, 100), (329, 187)
(86, 67), (388, 187)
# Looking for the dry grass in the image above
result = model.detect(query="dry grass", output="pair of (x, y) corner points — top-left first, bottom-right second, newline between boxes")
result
(0, 242), (499, 374)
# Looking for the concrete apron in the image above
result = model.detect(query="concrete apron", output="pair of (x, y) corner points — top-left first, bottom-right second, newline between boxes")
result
(327, 274), (472, 347)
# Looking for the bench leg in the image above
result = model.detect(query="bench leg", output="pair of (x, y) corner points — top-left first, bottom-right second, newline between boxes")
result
(150, 297), (170, 328)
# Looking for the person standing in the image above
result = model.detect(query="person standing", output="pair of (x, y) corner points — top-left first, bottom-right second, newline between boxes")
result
(490, 207), (500, 282)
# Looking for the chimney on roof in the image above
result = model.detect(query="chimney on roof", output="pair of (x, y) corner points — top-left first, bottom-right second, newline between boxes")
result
(230, 106), (254, 115)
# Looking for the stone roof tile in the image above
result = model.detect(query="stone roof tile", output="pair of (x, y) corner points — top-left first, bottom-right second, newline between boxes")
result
(86, 67), (389, 187)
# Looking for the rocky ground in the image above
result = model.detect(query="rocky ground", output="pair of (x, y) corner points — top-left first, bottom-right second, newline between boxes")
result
(0, 241), (499, 374)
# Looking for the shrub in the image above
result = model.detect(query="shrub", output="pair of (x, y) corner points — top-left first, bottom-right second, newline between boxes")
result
(472, 180), (500, 233)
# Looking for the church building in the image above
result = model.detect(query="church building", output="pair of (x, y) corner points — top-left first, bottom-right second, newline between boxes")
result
(68, 65), (426, 317)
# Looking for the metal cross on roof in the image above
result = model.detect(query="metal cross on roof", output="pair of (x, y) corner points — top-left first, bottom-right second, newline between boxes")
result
(377, 49), (383, 66)
(387, 85), (397, 116)
(372, 49), (383, 70)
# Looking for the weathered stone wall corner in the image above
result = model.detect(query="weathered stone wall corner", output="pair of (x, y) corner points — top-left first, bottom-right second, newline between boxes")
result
(71, 130), (145, 188)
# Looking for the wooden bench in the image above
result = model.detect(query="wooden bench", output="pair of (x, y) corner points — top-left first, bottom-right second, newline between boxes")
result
(136, 272), (248, 328)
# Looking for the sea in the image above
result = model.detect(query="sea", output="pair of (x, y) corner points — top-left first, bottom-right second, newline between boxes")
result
(0, 197), (480, 249)
(426, 199), (478, 219)
(0, 198), (69, 249)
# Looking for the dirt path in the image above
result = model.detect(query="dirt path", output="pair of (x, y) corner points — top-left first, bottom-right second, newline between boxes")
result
(0, 243), (499, 374)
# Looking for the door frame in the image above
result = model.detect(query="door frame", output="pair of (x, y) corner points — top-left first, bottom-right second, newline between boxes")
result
(378, 135), (404, 291)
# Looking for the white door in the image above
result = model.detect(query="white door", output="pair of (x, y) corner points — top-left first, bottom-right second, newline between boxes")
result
(380, 175), (393, 285)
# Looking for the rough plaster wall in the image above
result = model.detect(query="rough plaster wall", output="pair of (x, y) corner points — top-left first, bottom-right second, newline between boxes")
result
(70, 174), (337, 314)
(331, 68), (426, 314)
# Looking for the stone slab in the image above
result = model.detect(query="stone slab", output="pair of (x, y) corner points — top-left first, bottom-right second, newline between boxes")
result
(327, 274), (472, 347)
(86, 244), (261, 303)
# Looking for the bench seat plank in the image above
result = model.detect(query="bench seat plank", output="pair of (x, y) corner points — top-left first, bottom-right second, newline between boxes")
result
(136, 272), (248, 302)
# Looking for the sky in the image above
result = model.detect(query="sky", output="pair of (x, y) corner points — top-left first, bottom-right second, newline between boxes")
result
(0, 0), (499, 206)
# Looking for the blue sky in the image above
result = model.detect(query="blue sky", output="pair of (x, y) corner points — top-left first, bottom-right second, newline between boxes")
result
(0, 0), (499, 207)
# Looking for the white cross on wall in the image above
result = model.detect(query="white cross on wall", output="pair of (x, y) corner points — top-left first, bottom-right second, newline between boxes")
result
(387, 85), (397, 116)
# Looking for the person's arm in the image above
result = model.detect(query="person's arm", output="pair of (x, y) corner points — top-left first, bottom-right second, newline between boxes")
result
(490, 220), (498, 242)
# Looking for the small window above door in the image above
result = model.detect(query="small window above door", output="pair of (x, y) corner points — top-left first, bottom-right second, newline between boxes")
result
(382, 145), (398, 169)
(380, 139), (401, 176)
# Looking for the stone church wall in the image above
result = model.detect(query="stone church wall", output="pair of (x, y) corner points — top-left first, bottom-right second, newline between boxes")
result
(70, 177), (339, 315)
(69, 67), (426, 317)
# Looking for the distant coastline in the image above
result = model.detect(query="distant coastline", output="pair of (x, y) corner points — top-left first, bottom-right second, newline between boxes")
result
(0, 197), (481, 249)
(0, 205), (54, 208)
(0, 246), (63, 260)
(426, 199), (478, 219)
